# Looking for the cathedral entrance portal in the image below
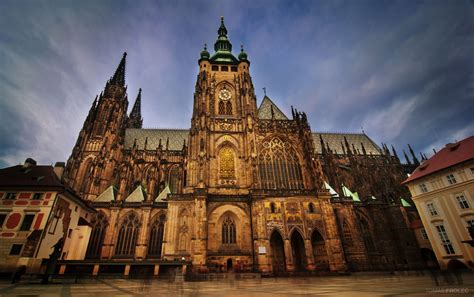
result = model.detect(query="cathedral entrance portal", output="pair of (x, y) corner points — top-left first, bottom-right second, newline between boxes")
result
(290, 230), (307, 272)
(270, 231), (286, 275)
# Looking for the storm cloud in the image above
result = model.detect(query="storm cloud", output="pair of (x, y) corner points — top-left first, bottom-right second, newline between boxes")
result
(0, 0), (472, 167)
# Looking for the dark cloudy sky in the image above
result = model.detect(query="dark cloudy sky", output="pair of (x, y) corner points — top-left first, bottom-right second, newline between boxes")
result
(0, 0), (473, 168)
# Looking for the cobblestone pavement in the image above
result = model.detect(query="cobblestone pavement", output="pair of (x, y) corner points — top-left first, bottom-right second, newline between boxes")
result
(0, 273), (473, 296)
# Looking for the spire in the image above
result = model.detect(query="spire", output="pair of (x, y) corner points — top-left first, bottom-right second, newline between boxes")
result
(128, 88), (143, 128)
(408, 144), (420, 166)
(403, 149), (412, 165)
(391, 145), (399, 159)
(210, 17), (238, 64)
(319, 134), (326, 155)
(110, 52), (127, 86)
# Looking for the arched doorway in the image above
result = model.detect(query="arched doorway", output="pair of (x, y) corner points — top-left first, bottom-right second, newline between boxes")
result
(311, 230), (329, 271)
(270, 231), (286, 275)
(226, 258), (233, 271)
(291, 230), (307, 271)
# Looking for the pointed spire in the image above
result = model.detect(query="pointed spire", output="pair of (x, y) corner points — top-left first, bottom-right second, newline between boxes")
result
(403, 149), (412, 165)
(214, 16), (232, 53)
(408, 144), (420, 166)
(433, 148), (437, 154)
(128, 88), (143, 128)
(344, 137), (352, 155)
(110, 52), (127, 86)
(391, 145), (399, 159)
(319, 135), (326, 155)
(361, 142), (367, 155)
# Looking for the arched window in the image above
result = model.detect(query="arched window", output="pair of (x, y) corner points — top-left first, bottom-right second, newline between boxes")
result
(115, 212), (140, 257)
(270, 202), (276, 213)
(359, 218), (375, 252)
(225, 101), (232, 115)
(219, 146), (235, 179)
(342, 220), (353, 246)
(168, 165), (180, 194)
(258, 137), (304, 189)
(148, 214), (166, 258)
(222, 217), (236, 244)
(308, 203), (315, 213)
(218, 101), (226, 115)
(86, 212), (108, 259)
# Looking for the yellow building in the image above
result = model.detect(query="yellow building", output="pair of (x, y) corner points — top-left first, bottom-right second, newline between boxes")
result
(403, 136), (474, 270)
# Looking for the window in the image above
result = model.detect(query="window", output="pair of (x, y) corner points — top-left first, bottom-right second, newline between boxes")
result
(467, 220), (474, 228)
(420, 228), (429, 240)
(470, 167), (474, 174)
(32, 193), (43, 200)
(148, 214), (166, 258)
(258, 137), (304, 190)
(222, 217), (236, 244)
(221, 66), (228, 71)
(419, 183), (428, 193)
(231, 66), (237, 72)
(4, 193), (16, 200)
(427, 202), (438, 216)
(168, 165), (180, 194)
(219, 146), (235, 179)
(270, 202), (276, 213)
(9, 244), (23, 255)
(435, 225), (455, 255)
(212, 65), (218, 71)
(308, 203), (315, 213)
(342, 220), (353, 246)
(446, 174), (457, 185)
(359, 219), (375, 252)
(86, 212), (108, 259)
(20, 214), (35, 231)
(0, 213), (6, 228)
(456, 194), (470, 209)
(115, 212), (140, 257)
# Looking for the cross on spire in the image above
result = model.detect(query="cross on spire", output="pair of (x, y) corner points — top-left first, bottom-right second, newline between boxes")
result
(263, 87), (267, 96)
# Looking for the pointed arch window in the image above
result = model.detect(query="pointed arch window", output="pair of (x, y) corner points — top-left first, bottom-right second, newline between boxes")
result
(222, 217), (236, 244)
(342, 220), (353, 246)
(359, 218), (375, 252)
(219, 146), (235, 179)
(270, 202), (276, 213)
(148, 214), (166, 258)
(258, 137), (304, 189)
(115, 212), (140, 257)
(168, 165), (180, 194)
(308, 203), (315, 213)
(86, 212), (108, 259)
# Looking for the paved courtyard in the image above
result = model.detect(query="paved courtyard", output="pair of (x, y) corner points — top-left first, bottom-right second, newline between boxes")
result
(0, 273), (473, 296)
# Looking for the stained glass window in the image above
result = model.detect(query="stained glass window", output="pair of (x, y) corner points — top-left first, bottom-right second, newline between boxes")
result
(86, 212), (108, 259)
(219, 146), (235, 179)
(222, 217), (236, 244)
(115, 212), (140, 257)
(258, 137), (304, 189)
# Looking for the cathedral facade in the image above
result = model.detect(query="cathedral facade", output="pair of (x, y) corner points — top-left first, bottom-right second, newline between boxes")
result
(62, 18), (425, 275)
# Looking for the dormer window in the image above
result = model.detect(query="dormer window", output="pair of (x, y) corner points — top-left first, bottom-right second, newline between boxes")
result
(419, 183), (428, 193)
(446, 174), (457, 185)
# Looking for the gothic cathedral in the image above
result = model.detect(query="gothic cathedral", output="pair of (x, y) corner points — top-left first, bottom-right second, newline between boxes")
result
(63, 18), (425, 275)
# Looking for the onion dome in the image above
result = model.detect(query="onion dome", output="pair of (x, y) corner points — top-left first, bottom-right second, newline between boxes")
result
(200, 44), (210, 60)
(238, 45), (248, 61)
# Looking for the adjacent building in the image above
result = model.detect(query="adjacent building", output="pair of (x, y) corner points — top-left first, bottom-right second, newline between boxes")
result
(0, 159), (95, 274)
(403, 136), (474, 270)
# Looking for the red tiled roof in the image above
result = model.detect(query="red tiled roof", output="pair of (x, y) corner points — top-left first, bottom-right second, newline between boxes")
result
(403, 135), (474, 184)
(0, 165), (63, 188)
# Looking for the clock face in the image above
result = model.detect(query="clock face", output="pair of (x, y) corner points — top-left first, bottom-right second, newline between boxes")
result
(219, 88), (231, 101)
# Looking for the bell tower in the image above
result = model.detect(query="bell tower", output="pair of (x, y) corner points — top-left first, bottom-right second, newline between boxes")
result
(186, 17), (258, 194)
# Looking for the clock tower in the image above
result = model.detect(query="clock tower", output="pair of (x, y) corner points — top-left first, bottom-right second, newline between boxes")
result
(186, 17), (258, 194)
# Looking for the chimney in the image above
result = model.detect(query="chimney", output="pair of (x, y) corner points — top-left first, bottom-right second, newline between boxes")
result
(54, 162), (65, 179)
(23, 158), (37, 168)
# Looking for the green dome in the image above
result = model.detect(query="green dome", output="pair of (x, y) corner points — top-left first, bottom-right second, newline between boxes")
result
(200, 44), (210, 60)
(238, 45), (248, 61)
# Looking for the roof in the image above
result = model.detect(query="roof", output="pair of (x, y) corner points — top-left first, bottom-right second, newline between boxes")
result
(403, 136), (474, 184)
(125, 186), (146, 202)
(94, 185), (116, 202)
(312, 132), (381, 155)
(257, 96), (289, 120)
(125, 128), (188, 151)
(156, 185), (170, 202)
(0, 165), (63, 188)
